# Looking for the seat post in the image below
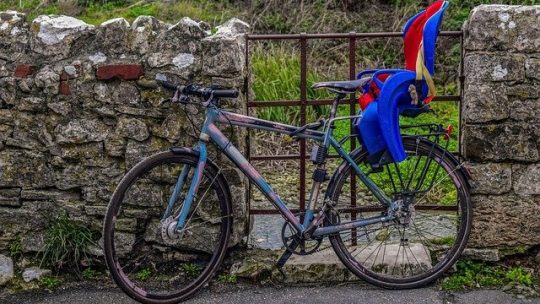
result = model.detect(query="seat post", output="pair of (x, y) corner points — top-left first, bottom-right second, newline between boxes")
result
(329, 93), (345, 120)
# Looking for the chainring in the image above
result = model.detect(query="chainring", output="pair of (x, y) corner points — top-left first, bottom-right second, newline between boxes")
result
(280, 214), (323, 255)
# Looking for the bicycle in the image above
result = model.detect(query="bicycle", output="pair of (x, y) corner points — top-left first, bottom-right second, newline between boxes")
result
(103, 75), (472, 303)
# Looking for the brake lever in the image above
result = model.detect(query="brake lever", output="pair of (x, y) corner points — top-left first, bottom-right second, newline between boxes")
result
(159, 91), (189, 107)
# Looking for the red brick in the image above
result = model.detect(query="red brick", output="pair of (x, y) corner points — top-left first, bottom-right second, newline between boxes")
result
(59, 81), (70, 95)
(14, 65), (35, 78)
(60, 71), (69, 81)
(96, 64), (144, 81)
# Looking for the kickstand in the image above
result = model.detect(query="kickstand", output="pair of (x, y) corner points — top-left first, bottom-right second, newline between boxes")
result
(274, 241), (298, 283)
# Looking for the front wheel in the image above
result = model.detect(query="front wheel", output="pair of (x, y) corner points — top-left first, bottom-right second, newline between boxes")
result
(326, 137), (471, 289)
(103, 151), (232, 304)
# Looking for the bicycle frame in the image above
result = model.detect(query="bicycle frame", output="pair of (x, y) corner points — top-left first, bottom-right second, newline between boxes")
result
(166, 106), (397, 237)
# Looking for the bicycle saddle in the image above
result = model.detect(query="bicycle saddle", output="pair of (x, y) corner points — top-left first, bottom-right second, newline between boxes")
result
(312, 77), (371, 93)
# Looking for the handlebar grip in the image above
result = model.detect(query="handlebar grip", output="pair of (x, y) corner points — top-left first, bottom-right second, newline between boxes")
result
(213, 90), (239, 98)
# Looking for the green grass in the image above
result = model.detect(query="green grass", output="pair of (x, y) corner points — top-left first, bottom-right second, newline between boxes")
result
(251, 44), (459, 152)
(38, 276), (62, 289)
(8, 237), (23, 261)
(81, 267), (99, 280)
(506, 267), (533, 287)
(442, 260), (534, 291)
(217, 273), (238, 284)
(181, 263), (202, 277)
(135, 267), (151, 281)
(38, 212), (96, 272)
(251, 45), (336, 124)
(0, 0), (239, 26)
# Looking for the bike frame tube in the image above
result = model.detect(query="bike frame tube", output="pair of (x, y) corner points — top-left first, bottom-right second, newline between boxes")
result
(175, 106), (394, 235)
(162, 164), (191, 220)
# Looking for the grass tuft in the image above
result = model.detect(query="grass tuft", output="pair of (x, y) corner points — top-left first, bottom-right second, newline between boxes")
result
(8, 237), (23, 261)
(38, 276), (62, 289)
(38, 212), (96, 273)
(217, 273), (238, 284)
(442, 259), (535, 291)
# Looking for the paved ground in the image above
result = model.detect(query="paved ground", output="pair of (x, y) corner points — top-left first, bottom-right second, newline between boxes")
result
(1, 283), (539, 304)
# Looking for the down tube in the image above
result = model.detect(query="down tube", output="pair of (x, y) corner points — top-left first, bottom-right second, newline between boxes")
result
(207, 123), (304, 233)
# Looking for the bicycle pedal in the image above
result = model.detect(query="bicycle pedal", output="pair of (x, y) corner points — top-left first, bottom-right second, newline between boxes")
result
(275, 266), (287, 283)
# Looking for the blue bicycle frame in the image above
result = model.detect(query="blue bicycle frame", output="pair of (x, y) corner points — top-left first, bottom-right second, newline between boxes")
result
(164, 104), (397, 237)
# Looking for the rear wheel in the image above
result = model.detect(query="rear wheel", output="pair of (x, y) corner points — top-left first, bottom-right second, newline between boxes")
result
(326, 137), (471, 289)
(103, 151), (232, 304)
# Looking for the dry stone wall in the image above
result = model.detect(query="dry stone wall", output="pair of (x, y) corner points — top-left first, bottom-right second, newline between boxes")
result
(462, 5), (540, 252)
(1, 4), (540, 262)
(0, 11), (249, 253)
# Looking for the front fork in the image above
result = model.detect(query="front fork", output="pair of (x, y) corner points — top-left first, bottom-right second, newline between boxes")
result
(162, 141), (208, 231)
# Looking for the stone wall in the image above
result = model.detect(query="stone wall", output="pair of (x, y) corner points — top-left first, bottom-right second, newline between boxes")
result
(462, 5), (540, 253)
(0, 11), (249, 253)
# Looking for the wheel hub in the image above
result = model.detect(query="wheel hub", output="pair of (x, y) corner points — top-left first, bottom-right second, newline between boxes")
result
(160, 216), (184, 245)
(393, 198), (416, 227)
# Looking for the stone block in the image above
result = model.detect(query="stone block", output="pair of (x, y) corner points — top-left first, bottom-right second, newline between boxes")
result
(513, 163), (540, 195)
(465, 5), (540, 52)
(30, 15), (95, 59)
(55, 118), (109, 144)
(508, 82), (540, 99)
(125, 137), (170, 168)
(34, 65), (59, 95)
(214, 18), (250, 37)
(115, 117), (149, 142)
(0, 255), (14, 286)
(22, 267), (51, 282)
(129, 16), (168, 55)
(0, 77), (16, 104)
(526, 57), (540, 81)
(469, 195), (540, 247)
(464, 53), (525, 83)
(20, 189), (79, 201)
(0, 188), (21, 207)
(0, 11), (28, 60)
(462, 123), (539, 162)
(462, 248), (500, 262)
(16, 97), (46, 112)
(202, 25), (246, 77)
(510, 98), (540, 122)
(463, 82), (509, 123)
(467, 162), (512, 195)
(0, 150), (54, 188)
(96, 17), (130, 54)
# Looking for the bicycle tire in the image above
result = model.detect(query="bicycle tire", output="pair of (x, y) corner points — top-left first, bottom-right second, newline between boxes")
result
(325, 137), (471, 289)
(103, 150), (232, 304)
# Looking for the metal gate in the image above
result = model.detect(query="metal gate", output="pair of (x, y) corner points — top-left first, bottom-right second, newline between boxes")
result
(244, 31), (463, 219)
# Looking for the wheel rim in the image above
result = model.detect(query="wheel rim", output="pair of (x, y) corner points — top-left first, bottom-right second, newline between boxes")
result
(329, 141), (469, 283)
(105, 156), (230, 300)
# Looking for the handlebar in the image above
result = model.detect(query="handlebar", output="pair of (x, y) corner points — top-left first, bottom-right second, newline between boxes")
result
(156, 75), (239, 99)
